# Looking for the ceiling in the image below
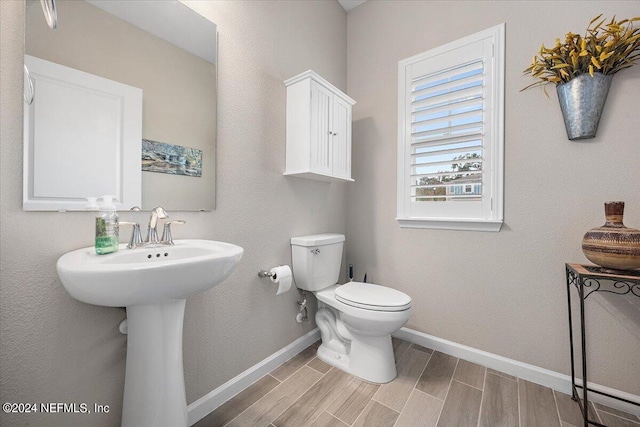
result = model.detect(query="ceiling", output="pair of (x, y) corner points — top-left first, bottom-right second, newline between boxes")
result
(338, 0), (367, 12)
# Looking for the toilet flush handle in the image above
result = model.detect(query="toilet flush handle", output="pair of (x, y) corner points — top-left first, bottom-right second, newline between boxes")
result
(311, 249), (320, 255)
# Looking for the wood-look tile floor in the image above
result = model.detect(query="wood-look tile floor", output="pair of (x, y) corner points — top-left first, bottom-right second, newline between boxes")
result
(194, 338), (640, 427)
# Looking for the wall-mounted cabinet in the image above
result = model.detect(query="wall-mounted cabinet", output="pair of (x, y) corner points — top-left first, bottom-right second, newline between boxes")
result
(285, 70), (356, 182)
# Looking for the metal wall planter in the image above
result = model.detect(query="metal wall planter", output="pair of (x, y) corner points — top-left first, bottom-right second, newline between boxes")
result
(556, 73), (613, 141)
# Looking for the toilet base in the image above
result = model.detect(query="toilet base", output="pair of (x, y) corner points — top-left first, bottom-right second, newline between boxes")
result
(317, 333), (397, 384)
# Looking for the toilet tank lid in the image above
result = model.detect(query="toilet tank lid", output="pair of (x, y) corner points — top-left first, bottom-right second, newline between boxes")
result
(291, 233), (345, 247)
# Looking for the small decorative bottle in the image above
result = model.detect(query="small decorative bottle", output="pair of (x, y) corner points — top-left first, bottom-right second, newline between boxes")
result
(95, 196), (119, 255)
(582, 201), (640, 271)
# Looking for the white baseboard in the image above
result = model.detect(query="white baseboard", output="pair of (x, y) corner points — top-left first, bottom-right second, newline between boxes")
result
(187, 329), (320, 426)
(393, 327), (640, 416)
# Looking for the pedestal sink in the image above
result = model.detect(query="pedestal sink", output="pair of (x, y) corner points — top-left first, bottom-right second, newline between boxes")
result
(57, 239), (243, 427)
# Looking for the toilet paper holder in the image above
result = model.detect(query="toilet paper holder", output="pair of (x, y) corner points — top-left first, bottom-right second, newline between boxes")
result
(258, 269), (277, 279)
(259, 265), (293, 296)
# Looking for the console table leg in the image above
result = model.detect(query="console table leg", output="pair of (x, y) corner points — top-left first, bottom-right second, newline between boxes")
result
(579, 277), (589, 426)
(566, 268), (578, 401)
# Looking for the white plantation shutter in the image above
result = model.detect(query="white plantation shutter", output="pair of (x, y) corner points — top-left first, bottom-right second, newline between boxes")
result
(397, 24), (505, 231)
(410, 60), (484, 202)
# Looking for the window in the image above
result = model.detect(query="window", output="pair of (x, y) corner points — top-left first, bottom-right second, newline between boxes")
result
(397, 24), (505, 232)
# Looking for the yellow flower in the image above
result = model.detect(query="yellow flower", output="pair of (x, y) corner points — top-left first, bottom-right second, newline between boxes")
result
(571, 54), (578, 68)
(521, 14), (640, 92)
(600, 51), (614, 61)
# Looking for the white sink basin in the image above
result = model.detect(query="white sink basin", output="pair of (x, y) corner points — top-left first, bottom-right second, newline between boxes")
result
(57, 239), (243, 307)
(56, 239), (243, 427)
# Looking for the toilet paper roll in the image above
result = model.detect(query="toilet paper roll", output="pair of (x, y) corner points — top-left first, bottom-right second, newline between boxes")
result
(270, 265), (293, 295)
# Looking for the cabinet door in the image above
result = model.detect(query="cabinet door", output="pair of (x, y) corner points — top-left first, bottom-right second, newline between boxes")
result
(310, 81), (333, 175)
(331, 96), (352, 179)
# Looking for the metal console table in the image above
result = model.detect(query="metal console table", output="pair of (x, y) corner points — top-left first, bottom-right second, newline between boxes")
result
(565, 263), (640, 427)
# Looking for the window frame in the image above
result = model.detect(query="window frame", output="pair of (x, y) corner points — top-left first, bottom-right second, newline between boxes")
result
(396, 24), (505, 232)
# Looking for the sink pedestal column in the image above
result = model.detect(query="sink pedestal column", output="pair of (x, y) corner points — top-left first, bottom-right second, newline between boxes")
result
(122, 300), (188, 427)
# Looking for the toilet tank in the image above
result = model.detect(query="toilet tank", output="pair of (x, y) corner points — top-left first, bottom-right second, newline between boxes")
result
(291, 233), (345, 291)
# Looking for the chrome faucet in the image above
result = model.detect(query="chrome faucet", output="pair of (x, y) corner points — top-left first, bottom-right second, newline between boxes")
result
(146, 206), (169, 244)
(122, 206), (184, 248)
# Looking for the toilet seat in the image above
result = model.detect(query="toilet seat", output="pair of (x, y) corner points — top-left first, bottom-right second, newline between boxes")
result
(335, 282), (412, 312)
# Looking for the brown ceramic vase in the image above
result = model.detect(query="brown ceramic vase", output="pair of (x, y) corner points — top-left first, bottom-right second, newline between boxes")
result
(582, 201), (640, 271)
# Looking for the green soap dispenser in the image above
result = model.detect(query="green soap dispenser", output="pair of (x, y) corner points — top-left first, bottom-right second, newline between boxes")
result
(95, 196), (119, 255)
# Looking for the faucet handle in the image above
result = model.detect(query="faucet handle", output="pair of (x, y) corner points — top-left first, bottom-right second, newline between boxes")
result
(120, 221), (143, 249)
(146, 206), (169, 244)
(161, 220), (186, 245)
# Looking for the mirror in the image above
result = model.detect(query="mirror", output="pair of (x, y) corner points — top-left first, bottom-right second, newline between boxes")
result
(24, 0), (217, 211)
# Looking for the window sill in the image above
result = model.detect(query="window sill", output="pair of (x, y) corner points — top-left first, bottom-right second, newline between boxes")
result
(396, 217), (503, 232)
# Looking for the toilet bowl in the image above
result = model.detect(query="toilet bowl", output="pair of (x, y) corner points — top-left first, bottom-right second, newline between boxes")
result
(291, 234), (412, 383)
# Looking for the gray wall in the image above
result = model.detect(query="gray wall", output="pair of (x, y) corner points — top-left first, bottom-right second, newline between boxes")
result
(346, 0), (640, 396)
(0, 1), (347, 425)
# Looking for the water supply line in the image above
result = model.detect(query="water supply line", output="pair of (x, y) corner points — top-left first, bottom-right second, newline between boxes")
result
(296, 291), (308, 323)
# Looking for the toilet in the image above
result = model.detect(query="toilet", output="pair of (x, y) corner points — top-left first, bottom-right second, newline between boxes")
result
(291, 233), (412, 383)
